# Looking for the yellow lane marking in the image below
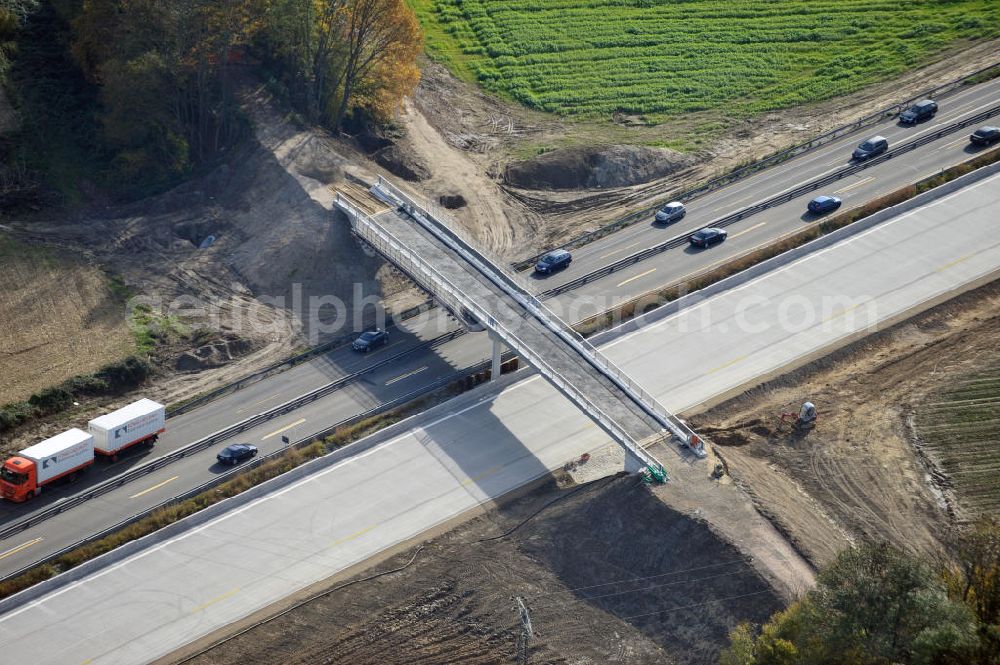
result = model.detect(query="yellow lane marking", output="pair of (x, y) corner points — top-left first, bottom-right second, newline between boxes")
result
(236, 393), (281, 414)
(727, 222), (767, 240)
(130, 475), (179, 499)
(191, 587), (240, 613)
(936, 254), (973, 273)
(833, 175), (875, 194)
(616, 268), (657, 288)
(707, 355), (747, 375)
(461, 465), (503, 486)
(262, 418), (306, 440)
(385, 365), (429, 385)
(80, 660), (93, 665)
(331, 524), (377, 547)
(0, 537), (42, 561)
(822, 304), (860, 323)
(599, 240), (642, 260)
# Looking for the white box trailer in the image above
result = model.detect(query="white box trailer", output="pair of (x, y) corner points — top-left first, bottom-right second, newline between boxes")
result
(88, 398), (165, 457)
(18, 428), (94, 485)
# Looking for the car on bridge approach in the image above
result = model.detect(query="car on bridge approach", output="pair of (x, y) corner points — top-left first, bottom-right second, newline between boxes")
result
(807, 195), (842, 215)
(689, 228), (727, 248)
(353, 329), (389, 352)
(534, 249), (572, 274)
(217, 443), (258, 466)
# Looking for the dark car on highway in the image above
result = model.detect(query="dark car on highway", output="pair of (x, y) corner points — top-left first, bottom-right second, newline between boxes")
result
(807, 195), (842, 215)
(534, 249), (572, 274)
(970, 126), (1000, 146)
(689, 227), (727, 248)
(899, 99), (937, 125)
(654, 201), (686, 224)
(853, 136), (888, 161)
(217, 443), (258, 466)
(352, 329), (389, 352)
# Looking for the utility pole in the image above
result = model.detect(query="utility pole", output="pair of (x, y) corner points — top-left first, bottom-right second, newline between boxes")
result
(515, 595), (533, 665)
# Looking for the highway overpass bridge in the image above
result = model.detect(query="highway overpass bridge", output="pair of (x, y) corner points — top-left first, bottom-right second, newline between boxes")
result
(335, 177), (708, 479)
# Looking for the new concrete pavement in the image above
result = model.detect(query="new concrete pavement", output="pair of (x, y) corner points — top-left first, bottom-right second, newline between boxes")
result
(2, 171), (998, 665)
(1, 79), (998, 575)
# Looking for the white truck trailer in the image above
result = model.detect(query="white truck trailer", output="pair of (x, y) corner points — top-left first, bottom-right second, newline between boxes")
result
(0, 428), (94, 502)
(88, 398), (165, 459)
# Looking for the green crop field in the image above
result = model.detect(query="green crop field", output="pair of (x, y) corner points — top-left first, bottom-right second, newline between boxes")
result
(411, 0), (1000, 122)
(916, 366), (1000, 518)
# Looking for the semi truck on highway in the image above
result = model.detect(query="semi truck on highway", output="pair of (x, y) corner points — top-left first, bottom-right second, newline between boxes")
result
(0, 398), (165, 502)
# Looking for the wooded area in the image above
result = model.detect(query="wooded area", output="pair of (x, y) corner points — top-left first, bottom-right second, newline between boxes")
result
(0, 0), (421, 201)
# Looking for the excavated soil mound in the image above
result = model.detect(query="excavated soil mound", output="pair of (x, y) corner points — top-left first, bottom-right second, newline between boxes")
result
(181, 476), (781, 665)
(504, 145), (692, 191)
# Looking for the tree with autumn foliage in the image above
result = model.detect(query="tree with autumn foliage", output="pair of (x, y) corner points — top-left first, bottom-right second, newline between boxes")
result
(257, 0), (421, 129)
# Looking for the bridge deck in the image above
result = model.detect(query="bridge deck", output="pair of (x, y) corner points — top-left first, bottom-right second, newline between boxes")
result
(373, 207), (665, 447)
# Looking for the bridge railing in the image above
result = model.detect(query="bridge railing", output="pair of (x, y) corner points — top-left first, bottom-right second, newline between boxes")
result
(373, 178), (706, 457)
(336, 193), (668, 477)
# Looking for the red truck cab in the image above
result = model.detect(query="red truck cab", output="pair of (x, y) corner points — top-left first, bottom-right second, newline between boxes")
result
(1, 457), (38, 502)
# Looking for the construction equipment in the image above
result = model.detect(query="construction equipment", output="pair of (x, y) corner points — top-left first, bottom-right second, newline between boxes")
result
(779, 401), (818, 433)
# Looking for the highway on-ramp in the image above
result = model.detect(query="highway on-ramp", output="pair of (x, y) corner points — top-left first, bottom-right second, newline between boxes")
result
(2, 171), (998, 665)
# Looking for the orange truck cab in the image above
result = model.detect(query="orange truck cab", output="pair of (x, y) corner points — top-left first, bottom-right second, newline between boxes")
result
(0, 429), (95, 502)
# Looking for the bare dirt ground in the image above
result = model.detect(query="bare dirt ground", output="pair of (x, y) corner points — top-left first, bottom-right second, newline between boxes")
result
(687, 279), (1000, 569)
(175, 476), (784, 665)
(0, 75), (423, 441)
(0, 234), (132, 404)
(407, 39), (1000, 257)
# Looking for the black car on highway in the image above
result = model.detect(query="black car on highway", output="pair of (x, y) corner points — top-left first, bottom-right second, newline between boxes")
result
(352, 329), (389, 352)
(534, 249), (572, 274)
(899, 99), (937, 125)
(970, 126), (1000, 146)
(807, 195), (842, 215)
(853, 136), (888, 161)
(689, 227), (727, 248)
(217, 443), (258, 465)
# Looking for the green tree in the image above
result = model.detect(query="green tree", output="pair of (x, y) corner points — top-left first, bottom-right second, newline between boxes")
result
(720, 542), (979, 665)
(945, 518), (1000, 664)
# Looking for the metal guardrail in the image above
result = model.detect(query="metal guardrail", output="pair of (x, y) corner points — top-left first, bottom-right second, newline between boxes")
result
(512, 61), (1000, 271)
(537, 101), (1000, 299)
(0, 370), (473, 585)
(374, 178), (706, 458)
(0, 329), (465, 542)
(337, 194), (668, 477)
(166, 299), (437, 418)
